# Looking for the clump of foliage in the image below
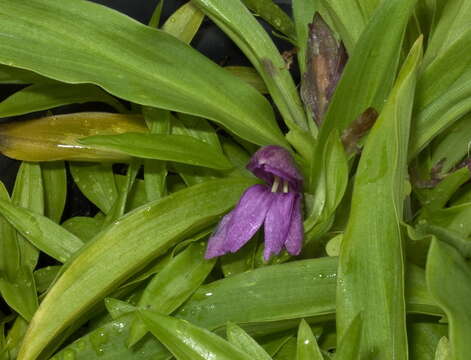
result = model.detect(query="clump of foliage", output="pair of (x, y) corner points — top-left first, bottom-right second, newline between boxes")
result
(0, 0), (470, 359)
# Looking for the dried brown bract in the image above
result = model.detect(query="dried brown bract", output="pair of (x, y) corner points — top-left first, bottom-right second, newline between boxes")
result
(301, 14), (348, 125)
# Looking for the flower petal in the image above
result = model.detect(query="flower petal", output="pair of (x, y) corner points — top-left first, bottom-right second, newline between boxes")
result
(263, 192), (296, 261)
(284, 194), (304, 256)
(225, 184), (273, 253)
(205, 212), (233, 259)
(247, 146), (302, 191)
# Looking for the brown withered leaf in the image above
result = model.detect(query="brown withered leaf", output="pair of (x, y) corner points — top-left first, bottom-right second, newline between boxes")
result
(301, 13), (348, 125)
(341, 107), (378, 154)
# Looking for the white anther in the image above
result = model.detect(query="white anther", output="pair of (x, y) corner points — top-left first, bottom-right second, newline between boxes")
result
(282, 180), (289, 193)
(271, 176), (280, 192)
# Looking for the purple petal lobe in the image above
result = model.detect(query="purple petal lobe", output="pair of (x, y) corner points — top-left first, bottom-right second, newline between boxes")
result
(284, 194), (304, 256)
(205, 212), (233, 259)
(247, 146), (302, 191)
(263, 192), (296, 261)
(225, 184), (273, 253)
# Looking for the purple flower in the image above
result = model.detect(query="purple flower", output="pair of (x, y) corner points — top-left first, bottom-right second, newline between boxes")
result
(205, 145), (304, 261)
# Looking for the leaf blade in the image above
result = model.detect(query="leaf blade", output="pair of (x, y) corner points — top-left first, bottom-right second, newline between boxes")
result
(0, 0), (285, 146)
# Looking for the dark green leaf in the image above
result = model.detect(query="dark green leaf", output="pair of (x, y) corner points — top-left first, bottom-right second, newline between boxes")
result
(62, 217), (104, 243)
(69, 163), (118, 214)
(41, 162), (67, 223)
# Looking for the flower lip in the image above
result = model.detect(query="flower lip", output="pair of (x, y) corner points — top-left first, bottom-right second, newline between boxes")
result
(246, 145), (303, 191)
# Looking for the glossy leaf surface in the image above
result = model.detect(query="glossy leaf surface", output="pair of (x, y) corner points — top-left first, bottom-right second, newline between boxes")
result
(336, 39), (422, 359)
(0, 0), (284, 146)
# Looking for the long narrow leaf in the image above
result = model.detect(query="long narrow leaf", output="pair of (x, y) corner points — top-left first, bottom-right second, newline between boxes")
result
(0, 200), (83, 262)
(140, 311), (253, 360)
(0, 0), (284, 146)
(426, 239), (471, 360)
(17, 178), (256, 360)
(80, 133), (233, 170)
(336, 39), (422, 358)
(193, 0), (308, 133)
(0, 83), (126, 117)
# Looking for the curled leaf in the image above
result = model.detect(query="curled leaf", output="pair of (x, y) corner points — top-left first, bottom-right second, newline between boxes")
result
(0, 112), (147, 162)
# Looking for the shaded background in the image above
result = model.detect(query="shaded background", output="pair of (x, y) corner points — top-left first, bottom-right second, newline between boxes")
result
(0, 0), (294, 215)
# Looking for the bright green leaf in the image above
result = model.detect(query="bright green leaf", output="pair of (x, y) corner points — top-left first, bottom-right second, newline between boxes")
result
(0, 0), (284, 146)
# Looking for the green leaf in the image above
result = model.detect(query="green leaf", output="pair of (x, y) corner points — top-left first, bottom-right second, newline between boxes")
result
(70, 162), (118, 215)
(420, 203), (471, 237)
(0, 199), (84, 262)
(169, 115), (223, 185)
(140, 311), (253, 360)
(50, 258), (441, 360)
(261, 333), (294, 358)
(193, 0), (309, 133)
(226, 322), (272, 360)
(162, 2), (204, 44)
(220, 236), (257, 278)
(423, 0), (471, 65)
(177, 258), (441, 331)
(336, 38), (422, 359)
(415, 167), (471, 210)
(0, 64), (49, 84)
(52, 313), (169, 360)
(225, 66), (268, 94)
(80, 133), (233, 170)
(322, 131), (348, 219)
(274, 337), (297, 360)
(33, 266), (61, 293)
(62, 217), (104, 243)
(292, 0), (317, 75)
(319, 0), (366, 53)
(178, 113), (222, 151)
(3, 317), (28, 360)
(115, 176), (149, 212)
(148, 0), (164, 28)
(430, 113), (471, 172)
(143, 107), (170, 202)
(12, 162), (44, 269)
(333, 314), (362, 360)
(0, 182), (38, 321)
(0, 83), (126, 117)
(0, 0), (284, 147)
(426, 239), (471, 360)
(241, 0), (296, 40)
(296, 319), (323, 360)
(41, 162), (67, 223)
(410, 29), (471, 157)
(17, 177), (256, 360)
(408, 322), (448, 360)
(102, 160), (141, 227)
(128, 242), (215, 346)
